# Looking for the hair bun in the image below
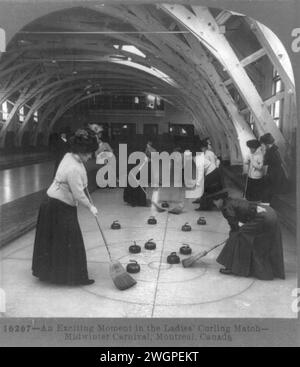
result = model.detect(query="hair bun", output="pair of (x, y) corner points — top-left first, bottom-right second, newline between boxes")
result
(75, 129), (89, 139)
(69, 128), (98, 154)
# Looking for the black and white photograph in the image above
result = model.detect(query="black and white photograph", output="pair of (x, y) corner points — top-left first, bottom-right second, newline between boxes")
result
(0, 0), (299, 347)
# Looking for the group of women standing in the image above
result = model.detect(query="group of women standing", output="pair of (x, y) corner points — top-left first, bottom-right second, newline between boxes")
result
(244, 133), (288, 204)
(32, 128), (287, 286)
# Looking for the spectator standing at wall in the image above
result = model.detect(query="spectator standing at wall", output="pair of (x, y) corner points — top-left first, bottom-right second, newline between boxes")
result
(259, 133), (288, 203)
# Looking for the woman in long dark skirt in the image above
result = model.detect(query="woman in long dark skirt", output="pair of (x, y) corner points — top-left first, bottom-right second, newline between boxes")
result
(259, 133), (288, 203)
(210, 190), (285, 280)
(123, 162), (147, 207)
(32, 129), (99, 285)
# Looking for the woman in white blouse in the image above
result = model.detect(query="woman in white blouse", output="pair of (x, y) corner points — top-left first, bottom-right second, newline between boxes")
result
(32, 129), (99, 286)
(244, 139), (266, 202)
(193, 140), (223, 210)
(201, 138), (220, 168)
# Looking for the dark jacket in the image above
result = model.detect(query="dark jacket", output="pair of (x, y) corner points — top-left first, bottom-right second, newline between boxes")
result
(217, 198), (285, 280)
(264, 144), (287, 194)
(221, 198), (257, 232)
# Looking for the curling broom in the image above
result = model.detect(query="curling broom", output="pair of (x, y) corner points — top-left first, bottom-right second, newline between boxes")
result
(85, 189), (136, 291)
(243, 172), (249, 199)
(182, 239), (227, 268)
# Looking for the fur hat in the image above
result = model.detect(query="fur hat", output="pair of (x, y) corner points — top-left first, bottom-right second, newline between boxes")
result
(69, 129), (98, 154)
(259, 133), (275, 145)
(246, 139), (260, 150)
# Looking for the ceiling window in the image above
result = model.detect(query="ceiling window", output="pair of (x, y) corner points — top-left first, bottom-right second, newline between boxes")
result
(113, 44), (146, 58)
(2, 101), (8, 121)
(19, 106), (25, 122)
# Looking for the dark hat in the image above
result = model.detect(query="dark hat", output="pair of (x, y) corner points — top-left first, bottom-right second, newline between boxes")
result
(199, 139), (209, 149)
(246, 139), (260, 150)
(259, 133), (275, 145)
(69, 129), (98, 154)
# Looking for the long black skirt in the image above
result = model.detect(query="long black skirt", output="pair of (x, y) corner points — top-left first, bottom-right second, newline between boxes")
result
(32, 196), (90, 284)
(123, 186), (147, 206)
(216, 205), (285, 280)
(245, 177), (265, 202)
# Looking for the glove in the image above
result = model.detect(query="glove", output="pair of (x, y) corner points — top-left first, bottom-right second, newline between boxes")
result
(257, 206), (266, 213)
(90, 205), (98, 216)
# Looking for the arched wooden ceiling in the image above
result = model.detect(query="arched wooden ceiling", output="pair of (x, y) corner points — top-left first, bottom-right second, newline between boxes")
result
(0, 2), (296, 166)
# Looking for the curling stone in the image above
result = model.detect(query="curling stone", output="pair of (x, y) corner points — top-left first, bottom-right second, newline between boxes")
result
(167, 252), (180, 264)
(126, 260), (141, 274)
(161, 201), (169, 208)
(111, 220), (121, 229)
(147, 216), (157, 225)
(197, 217), (207, 225)
(129, 241), (141, 254)
(179, 244), (192, 255)
(144, 238), (156, 250)
(181, 222), (192, 232)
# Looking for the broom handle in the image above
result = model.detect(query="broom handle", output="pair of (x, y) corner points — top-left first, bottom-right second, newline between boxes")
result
(206, 239), (227, 254)
(85, 188), (113, 262)
(194, 239), (227, 260)
(196, 240), (227, 260)
(243, 172), (248, 198)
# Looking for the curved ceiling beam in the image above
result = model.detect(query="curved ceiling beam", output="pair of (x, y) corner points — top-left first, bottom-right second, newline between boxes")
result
(161, 4), (287, 163)
(0, 68), (48, 105)
(91, 4), (237, 159)
(89, 7), (225, 152)
(1, 4), (253, 162)
(7, 5), (224, 147)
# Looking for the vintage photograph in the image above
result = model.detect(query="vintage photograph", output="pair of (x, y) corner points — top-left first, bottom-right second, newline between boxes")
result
(0, 0), (298, 347)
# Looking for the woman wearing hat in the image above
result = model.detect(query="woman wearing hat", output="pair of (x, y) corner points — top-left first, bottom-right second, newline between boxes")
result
(211, 190), (285, 280)
(32, 129), (99, 285)
(244, 139), (265, 202)
(259, 133), (288, 202)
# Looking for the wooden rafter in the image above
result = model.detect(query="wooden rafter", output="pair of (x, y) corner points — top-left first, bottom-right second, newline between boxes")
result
(161, 4), (287, 164)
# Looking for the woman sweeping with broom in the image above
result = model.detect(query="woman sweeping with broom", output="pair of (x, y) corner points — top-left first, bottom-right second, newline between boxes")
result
(208, 190), (285, 280)
(32, 129), (99, 286)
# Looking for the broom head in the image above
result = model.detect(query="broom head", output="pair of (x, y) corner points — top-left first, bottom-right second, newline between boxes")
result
(110, 260), (137, 290)
(182, 250), (208, 268)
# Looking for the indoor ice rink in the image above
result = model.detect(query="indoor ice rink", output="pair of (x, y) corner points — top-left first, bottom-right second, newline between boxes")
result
(0, 1), (297, 319)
